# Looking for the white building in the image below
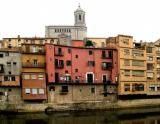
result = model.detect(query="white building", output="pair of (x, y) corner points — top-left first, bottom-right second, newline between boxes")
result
(45, 5), (87, 40)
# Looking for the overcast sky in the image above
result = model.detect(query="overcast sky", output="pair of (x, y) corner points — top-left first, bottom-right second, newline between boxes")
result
(0, 0), (160, 42)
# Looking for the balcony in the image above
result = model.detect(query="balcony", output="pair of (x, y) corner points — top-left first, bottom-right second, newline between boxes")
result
(55, 64), (64, 69)
(102, 63), (112, 70)
(56, 80), (113, 84)
(22, 63), (45, 68)
(101, 54), (107, 59)
(22, 50), (45, 54)
(54, 52), (64, 56)
(156, 51), (160, 54)
(0, 65), (4, 73)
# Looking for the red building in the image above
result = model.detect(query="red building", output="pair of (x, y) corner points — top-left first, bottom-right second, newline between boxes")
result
(45, 44), (118, 100)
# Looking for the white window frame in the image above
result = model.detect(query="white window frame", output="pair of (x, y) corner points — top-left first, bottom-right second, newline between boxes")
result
(32, 88), (37, 94)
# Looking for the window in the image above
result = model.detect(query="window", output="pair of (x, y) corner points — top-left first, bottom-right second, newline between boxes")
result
(13, 62), (17, 66)
(132, 84), (144, 91)
(75, 55), (78, 58)
(147, 72), (153, 79)
(79, 14), (81, 20)
(124, 84), (130, 91)
(5, 52), (9, 56)
(8, 89), (12, 92)
(124, 59), (130, 66)
(32, 89), (37, 94)
(123, 39), (129, 45)
(89, 50), (93, 55)
(31, 75), (36, 79)
(33, 59), (38, 66)
(157, 64), (160, 69)
(132, 60), (144, 67)
(124, 70), (130, 76)
(149, 85), (160, 91)
(49, 86), (55, 91)
(88, 61), (95, 67)
(58, 47), (62, 54)
(124, 49), (130, 55)
(55, 59), (58, 67)
(7, 62), (11, 66)
(149, 85), (156, 91)
(4, 76), (9, 81)
(132, 50), (144, 57)
(39, 89), (44, 94)
(146, 47), (152, 53)
(64, 75), (71, 82)
(147, 56), (153, 61)
(102, 62), (112, 69)
(38, 75), (44, 80)
(66, 60), (71, 66)
(75, 69), (78, 72)
(132, 70), (144, 77)
(59, 60), (64, 68)
(25, 88), (30, 94)
(108, 51), (113, 58)
(157, 73), (160, 80)
(102, 51), (106, 58)
(0, 54), (3, 58)
(61, 86), (68, 93)
(91, 87), (95, 93)
(11, 76), (15, 81)
(23, 74), (30, 79)
(68, 48), (71, 53)
(147, 63), (154, 70)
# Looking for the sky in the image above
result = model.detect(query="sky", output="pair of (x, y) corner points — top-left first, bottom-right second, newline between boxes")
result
(0, 0), (160, 42)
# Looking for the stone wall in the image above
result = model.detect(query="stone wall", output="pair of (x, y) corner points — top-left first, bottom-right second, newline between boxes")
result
(47, 85), (117, 104)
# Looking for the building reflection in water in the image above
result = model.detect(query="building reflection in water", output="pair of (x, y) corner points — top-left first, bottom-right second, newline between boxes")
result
(0, 111), (160, 124)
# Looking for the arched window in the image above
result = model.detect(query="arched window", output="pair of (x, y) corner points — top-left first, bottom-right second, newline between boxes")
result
(79, 15), (81, 20)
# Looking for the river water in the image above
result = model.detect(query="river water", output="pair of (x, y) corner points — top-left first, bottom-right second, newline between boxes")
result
(1, 109), (160, 124)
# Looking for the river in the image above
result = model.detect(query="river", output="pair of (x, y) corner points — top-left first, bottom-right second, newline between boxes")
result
(1, 109), (160, 124)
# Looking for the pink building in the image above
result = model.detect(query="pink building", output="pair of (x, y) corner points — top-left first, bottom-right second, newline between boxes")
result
(45, 44), (118, 85)
(45, 44), (119, 103)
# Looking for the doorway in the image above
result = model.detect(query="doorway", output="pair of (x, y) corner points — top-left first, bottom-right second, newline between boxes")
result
(55, 73), (59, 83)
(87, 73), (94, 83)
(102, 74), (107, 83)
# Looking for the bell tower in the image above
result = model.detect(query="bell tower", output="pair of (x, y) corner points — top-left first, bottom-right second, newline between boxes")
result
(74, 4), (86, 27)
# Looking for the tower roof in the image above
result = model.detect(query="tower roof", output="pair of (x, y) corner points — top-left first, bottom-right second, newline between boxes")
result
(75, 3), (84, 12)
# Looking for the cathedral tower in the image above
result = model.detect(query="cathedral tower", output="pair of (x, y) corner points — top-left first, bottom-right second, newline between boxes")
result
(74, 4), (86, 27)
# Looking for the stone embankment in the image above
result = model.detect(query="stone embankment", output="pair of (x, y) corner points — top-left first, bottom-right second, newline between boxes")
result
(1, 99), (160, 113)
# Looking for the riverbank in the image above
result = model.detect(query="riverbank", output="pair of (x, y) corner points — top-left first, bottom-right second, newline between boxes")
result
(1, 99), (160, 113)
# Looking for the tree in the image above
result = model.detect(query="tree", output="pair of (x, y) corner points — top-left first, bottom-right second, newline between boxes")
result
(85, 40), (93, 47)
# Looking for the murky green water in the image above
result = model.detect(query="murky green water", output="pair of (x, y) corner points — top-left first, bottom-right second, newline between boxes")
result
(1, 109), (160, 124)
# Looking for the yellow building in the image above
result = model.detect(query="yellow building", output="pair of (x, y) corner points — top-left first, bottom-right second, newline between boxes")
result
(87, 37), (106, 48)
(2, 36), (58, 48)
(21, 43), (47, 101)
(107, 35), (147, 96)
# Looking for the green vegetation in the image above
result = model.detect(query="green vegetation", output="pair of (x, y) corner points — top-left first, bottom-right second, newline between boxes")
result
(85, 40), (93, 47)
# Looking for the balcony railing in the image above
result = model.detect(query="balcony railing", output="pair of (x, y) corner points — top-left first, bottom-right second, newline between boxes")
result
(54, 52), (64, 56)
(22, 63), (45, 68)
(55, 80), (114, 84)
(22, 50), (45, 54)
(55, 64), (64, 69)
(101, 54), (107, 59)
(156, 51), (160, 54)
(0, 65), (4, 73)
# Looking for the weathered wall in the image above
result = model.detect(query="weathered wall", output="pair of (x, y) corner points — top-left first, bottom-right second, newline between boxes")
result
(47, 85), (117, 104)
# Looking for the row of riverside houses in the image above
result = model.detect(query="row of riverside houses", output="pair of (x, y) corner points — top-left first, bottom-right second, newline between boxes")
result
(0, 37), (118, 104)
(1, 34), (160, 104)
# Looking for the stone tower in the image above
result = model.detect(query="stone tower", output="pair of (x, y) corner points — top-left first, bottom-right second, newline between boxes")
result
(74, 4), (86, 27)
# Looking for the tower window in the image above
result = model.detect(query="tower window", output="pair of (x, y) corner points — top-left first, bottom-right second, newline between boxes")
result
(79, 15), (81, 20)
